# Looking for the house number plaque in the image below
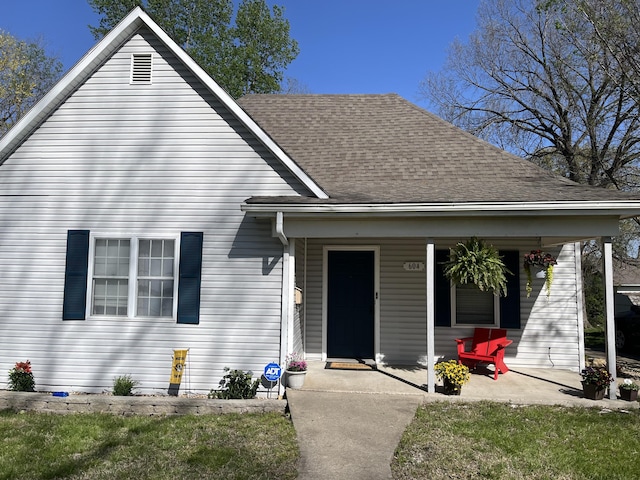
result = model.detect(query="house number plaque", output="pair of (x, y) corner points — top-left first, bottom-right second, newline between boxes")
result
(403, 262), (425, 272)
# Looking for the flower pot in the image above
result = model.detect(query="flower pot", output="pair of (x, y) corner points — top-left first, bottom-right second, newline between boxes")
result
(620, 389), (638, 402)
(285, 370), (306, 389)
(582, 382), (606, 400)
(442, 379), (462, 396)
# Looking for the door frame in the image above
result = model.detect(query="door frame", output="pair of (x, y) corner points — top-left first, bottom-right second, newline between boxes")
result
(322, 245), (380, 362)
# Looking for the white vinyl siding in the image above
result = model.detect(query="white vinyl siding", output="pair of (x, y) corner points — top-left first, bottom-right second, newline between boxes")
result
(0, 28), (308, 394)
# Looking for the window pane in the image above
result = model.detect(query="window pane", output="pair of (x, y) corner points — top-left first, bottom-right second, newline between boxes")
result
(150, 259), (162, 276)
(161, 298), (173, 316)
(456, 284), (494, 325)
(149, 298), (161, 316)
(95, 240), (107, 257)
(163, 259), (173, 276)
(137, 298), (149, 316)
(138, 258), (150, 276)
(164, 240), (175, 256)
(151, 240), (163, 257)
(139, 239), (150, 257)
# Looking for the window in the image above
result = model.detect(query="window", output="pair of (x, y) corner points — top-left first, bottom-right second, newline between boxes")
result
(90, 237), (176, 318)
(452, 283), (499, 326)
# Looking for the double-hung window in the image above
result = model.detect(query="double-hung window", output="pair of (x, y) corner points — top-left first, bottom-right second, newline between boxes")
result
(451, 283), (499, 326)
(90, 236), (176, 318)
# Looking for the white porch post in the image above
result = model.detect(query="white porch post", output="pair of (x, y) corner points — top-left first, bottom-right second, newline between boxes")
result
(574, 242), (586, 371)
(426, 239), (435, 393)
(602, 237), (617, 400)
(279, 236), (295, 397)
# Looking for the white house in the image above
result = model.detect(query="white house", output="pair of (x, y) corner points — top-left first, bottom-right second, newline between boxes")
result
(1, 8), (638, 397)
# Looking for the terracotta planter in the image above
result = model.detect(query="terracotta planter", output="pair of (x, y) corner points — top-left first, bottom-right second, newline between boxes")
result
(442, 379), (462, 396)
(582, 382), (606, 400)
(285, 370), (306, 389)
(619, 389), (638, 402)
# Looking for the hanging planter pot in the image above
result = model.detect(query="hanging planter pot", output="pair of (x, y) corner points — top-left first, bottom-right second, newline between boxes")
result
(443, 237), (511, 297)
(523, 250), (557, 298)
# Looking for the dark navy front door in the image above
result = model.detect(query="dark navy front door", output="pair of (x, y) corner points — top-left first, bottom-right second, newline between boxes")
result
(327, 250), (375, 359)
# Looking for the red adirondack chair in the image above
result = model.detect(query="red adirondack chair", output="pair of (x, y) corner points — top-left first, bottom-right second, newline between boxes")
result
(456, 328), (512, 380)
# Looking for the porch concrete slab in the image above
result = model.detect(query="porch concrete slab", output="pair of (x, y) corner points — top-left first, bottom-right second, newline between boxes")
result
(300, 360), (640, 407)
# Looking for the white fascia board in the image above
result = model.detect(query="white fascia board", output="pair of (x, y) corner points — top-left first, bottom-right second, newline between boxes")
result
(242, 200), (640, 217)
(0, 8), (329, 201)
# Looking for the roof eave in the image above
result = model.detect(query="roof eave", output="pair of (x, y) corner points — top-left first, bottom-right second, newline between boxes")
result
(241, 200), (640, 218)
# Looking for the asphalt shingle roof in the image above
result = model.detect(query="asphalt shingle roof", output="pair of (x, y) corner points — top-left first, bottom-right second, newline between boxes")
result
(237, 93), (640, 204)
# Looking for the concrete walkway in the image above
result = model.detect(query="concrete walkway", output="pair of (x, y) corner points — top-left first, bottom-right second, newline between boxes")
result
(287, 390), (422, 480)
(287, 360), (640, 479)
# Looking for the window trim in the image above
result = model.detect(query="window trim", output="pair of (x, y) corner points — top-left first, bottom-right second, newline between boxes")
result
(86, 233), (180, 320)
(450, 281), (500, 327)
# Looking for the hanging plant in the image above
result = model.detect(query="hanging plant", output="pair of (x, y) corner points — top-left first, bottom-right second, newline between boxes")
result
(523, 250), (557, 298)
(443, 237), (511, 297)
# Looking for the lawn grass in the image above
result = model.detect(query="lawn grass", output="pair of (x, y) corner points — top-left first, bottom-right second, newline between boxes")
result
(0, 410), (298, 480)
(392, 402), (640, 480)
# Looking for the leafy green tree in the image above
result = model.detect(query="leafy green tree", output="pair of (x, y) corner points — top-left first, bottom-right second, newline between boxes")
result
(0, 31), (63, 136)
(88, 0), (299, 98)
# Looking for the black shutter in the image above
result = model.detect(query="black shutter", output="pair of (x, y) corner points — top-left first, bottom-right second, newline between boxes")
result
(435, 249), (451, 327)
(500, 250), (521, 329)
(177, 232), (203, 325)
(62, 230), (90, 320)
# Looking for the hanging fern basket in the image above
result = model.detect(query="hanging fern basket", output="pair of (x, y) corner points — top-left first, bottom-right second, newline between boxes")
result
(443, 237), (511, 297)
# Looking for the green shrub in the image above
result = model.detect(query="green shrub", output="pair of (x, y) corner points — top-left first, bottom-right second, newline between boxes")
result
(209, 367), (259, 399)
(112, 374), (139, 396)
(8, 361), (35, 392)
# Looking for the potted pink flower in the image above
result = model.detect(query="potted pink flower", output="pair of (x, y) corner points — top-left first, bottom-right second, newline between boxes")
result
(285, 352), (307, 389)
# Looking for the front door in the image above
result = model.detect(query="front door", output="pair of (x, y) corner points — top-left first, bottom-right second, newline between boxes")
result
(327, 250), (375, 359)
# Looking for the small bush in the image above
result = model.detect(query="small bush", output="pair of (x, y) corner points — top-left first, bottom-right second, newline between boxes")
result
(112, 374), (139, 396)
(209, 367), (259, 399)
(8, 360), (35, 392)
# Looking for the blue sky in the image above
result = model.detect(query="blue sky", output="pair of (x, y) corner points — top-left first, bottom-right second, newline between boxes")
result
(2, 0), (479, 104)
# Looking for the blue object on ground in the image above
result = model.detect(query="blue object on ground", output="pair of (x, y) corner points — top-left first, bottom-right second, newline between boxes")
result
(52, 392), (69, 397)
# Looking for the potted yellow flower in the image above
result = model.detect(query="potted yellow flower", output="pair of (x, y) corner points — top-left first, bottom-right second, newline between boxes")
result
(434, 360), (470, 395)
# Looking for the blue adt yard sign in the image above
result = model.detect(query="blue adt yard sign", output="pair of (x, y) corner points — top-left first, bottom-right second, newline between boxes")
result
(263, 362), (282, 382)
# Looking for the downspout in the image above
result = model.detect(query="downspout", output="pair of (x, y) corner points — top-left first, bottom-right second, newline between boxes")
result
(275, 211), (288, 246)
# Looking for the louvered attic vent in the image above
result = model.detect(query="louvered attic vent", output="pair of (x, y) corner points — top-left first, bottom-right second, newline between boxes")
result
(130, 53), (153, 84)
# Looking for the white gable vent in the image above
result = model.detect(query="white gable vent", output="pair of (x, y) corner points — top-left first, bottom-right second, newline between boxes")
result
(130, 53), (153, 84)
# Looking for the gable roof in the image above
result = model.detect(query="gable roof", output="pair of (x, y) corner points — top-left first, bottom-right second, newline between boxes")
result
(238, 94), (640, 209)
(0, 7), (327, 199)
